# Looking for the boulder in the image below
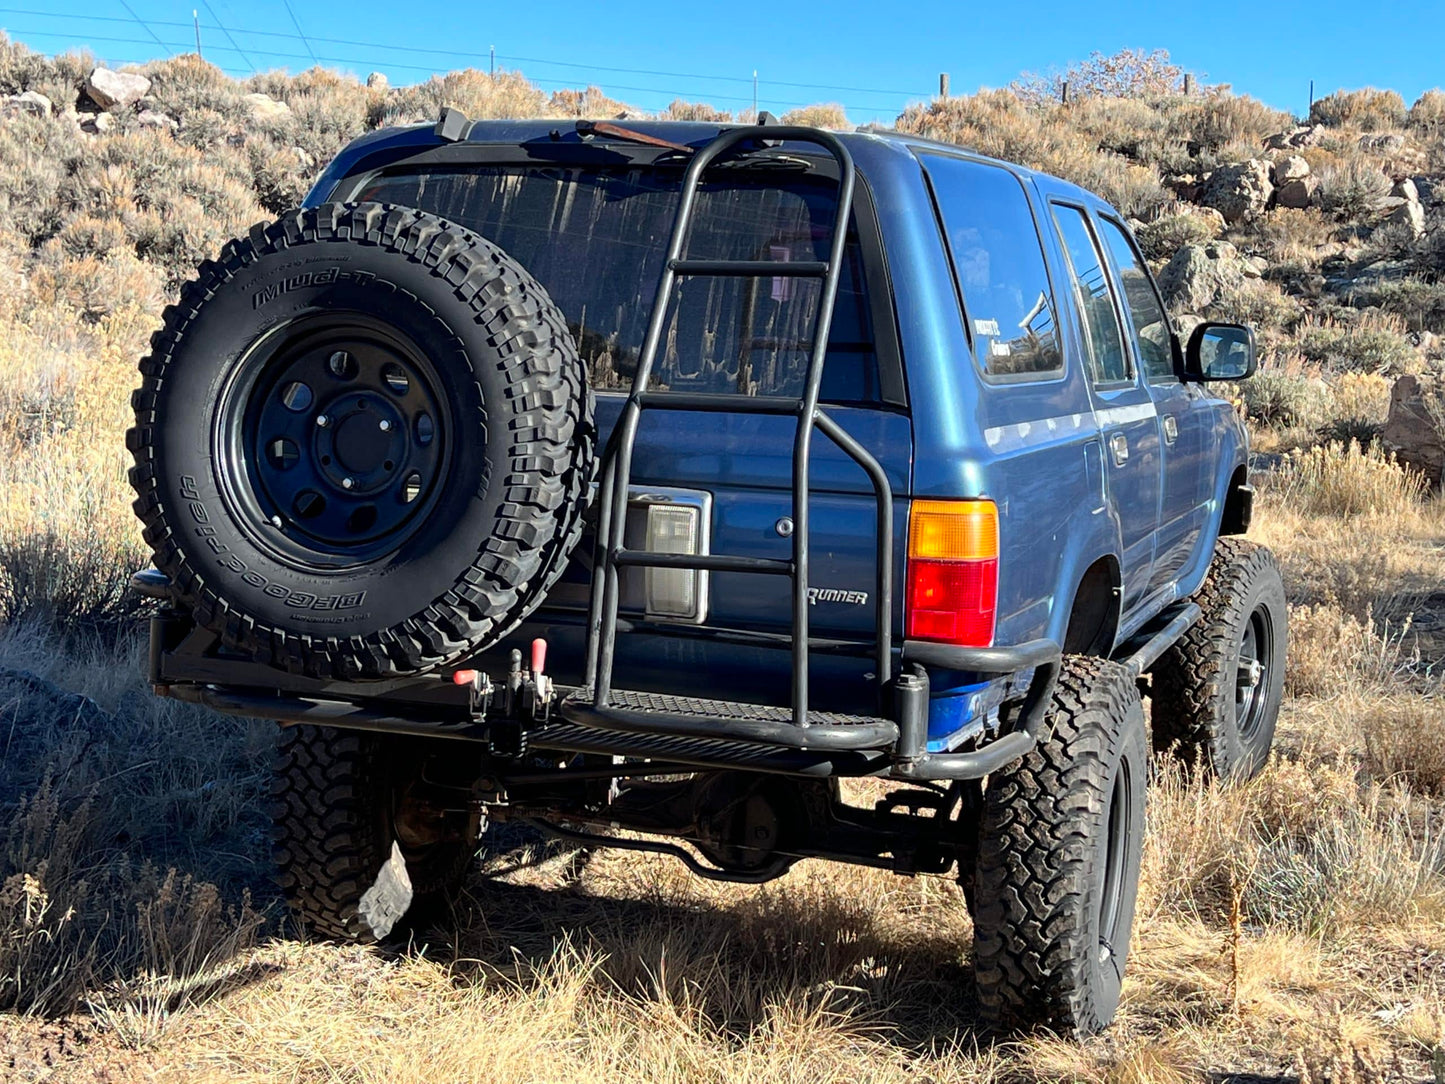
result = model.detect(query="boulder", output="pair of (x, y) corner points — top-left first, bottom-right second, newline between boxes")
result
(1386, 197), (1426, 239)
(1359, 132), (1406, 155)
(136, 109), (178, 131)
(366, 71), (389, 90)
(79, 111), (114, 135)
(1272, 155), (1310, 183)
(3, 90), (52, 117)
(1382, 371), (1445, 486)
(85, 66), (151, 110)
(1197, 159), (1274, 224)
(243, 92), (291, 122)
(1265, 125), (1325, 151)
(1276, 177), (1319, 209)
(1156, 242), (1250, 312)
(1392, 178), (1419, 202)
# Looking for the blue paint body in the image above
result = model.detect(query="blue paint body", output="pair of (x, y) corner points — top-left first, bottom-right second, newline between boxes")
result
(307, 120), (1249, 748)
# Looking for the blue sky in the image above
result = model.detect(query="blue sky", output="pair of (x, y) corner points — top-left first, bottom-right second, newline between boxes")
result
(4, 1), (1441, 124)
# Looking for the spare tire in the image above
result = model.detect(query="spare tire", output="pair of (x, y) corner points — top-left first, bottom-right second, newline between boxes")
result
(129, 202), (593, 679)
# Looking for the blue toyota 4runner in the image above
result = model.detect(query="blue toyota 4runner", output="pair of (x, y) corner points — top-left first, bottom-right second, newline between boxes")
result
(129, 112), (1287, 1038)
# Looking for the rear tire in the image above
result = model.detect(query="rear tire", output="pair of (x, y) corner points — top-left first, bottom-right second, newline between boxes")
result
(971, 655), (1147, 1038)
(271, 725), (482, 942)
(1150, 538), (1287, 782)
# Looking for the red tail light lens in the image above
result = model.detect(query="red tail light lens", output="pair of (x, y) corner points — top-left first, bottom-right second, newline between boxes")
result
(905, 500), (998, 647)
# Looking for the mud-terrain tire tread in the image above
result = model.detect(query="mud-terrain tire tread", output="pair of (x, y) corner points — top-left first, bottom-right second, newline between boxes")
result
(1150, 538), (1286, 781)
(270, 723), (474, 942)
(972, 655), (1147, 1038)
(128, 202), (594, 680)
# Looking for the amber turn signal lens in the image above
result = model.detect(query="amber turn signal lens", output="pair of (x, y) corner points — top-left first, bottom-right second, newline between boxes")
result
(907, 499), (998, 561)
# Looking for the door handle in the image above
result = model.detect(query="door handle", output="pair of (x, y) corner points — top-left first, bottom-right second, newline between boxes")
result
(1109, 431), (1129, 466)
(1162, 415), (1178, 445)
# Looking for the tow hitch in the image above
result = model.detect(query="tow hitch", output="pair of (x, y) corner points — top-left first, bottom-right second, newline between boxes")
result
(455, 638), (553, 759)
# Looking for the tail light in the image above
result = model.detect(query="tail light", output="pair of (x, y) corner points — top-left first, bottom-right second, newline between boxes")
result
(905, 499), (998, 647)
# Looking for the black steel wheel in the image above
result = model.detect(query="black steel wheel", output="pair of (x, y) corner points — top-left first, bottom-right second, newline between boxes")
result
(1151, 538), (1288, 782)
(129, 203), (594, 679)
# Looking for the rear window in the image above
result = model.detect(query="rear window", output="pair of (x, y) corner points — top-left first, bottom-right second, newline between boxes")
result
(354, 165), (881, 403)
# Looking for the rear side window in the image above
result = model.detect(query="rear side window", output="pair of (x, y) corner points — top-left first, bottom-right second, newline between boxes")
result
(922, 154), (1062, 380)
(1051, 205), (1130, 386)
(1096, 218), (1174, 381)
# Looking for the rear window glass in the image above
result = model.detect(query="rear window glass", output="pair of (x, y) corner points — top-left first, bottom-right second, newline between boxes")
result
(922, 154), (1062, 380)
(1051, 205), (1131, 386)
(354, 166), (881, 403)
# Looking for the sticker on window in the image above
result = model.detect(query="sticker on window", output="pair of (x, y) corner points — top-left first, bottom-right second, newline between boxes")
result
(769, 244), (794, 303)
(973, 317), (1000, 336)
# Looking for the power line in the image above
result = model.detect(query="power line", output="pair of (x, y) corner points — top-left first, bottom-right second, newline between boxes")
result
(115, 0), (169, 55)
(200, 0), (256, 73)
(0, 8), (927, 102)
(277, 0), (316, 64)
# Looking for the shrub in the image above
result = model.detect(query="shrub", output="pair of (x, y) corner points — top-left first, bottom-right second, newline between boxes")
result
(1319, 371), (1395, 442)
(1310, 88), (1408, 131)
(1210, 279), (1300, 334)
(780, 103), (850, 129)
(1361, 698), (1445, 797)
(1351, 278), (1445, 333)
(1295, 316), (1418, 373)
(1135, 208), (1223, 262)
(1011, 48), (1185, 103)
(1241, 367), (1329, 427)
(661, 99), (733, 122)
(1274, 439), (1427, 517)
(1252, 207), (1335, 264)
(1169, 93), (1293, 153)
(548, 86), (635, 119)
(1316, 156), (1393, 218)
(1408, 89), (1445, 133)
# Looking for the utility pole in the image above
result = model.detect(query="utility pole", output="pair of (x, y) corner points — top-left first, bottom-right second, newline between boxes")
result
(1308, 78), (1315, 114)
(193, 10), (201, 58)
(490, 45), (495, 76)
(752, 70), (758, 119)
(939, 72), (949, 99)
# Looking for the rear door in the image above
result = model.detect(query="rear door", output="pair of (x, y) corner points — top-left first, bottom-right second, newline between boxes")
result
(1048, 203), (1162, 611)
(1094, 216), (1218, 593)
(349, 158), (912, 658)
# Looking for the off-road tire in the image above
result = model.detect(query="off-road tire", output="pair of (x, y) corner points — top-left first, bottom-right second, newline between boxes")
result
(128, 202), (593, 680)
(271, 724), (481, 942)
(1150, 538), (1287, 782)
(972, 655), (1148, 1038)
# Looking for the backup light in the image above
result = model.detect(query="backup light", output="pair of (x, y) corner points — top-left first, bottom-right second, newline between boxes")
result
(644, 504), (702, 619)
(906, 499), (998, 647)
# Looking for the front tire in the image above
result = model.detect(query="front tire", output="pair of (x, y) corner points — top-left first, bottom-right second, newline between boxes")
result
(270, 725), (482, 942)
(1151, 538), (1287, 782)
(971, 655), (1148, 1038)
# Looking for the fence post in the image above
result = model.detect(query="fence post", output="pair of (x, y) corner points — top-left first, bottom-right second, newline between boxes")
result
(1060, 80), (1070, 105)
(1183, 72), (1194, 96)
(939, 72), (949, 99)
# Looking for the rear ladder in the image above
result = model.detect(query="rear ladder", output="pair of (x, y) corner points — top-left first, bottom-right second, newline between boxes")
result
(571, 125), (897, 750)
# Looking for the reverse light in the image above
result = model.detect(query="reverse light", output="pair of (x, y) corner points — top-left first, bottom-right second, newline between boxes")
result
(644, 503), (701, 619)
(906, 499), (998, 647)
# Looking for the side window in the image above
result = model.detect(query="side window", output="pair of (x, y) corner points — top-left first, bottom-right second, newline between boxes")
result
(1051, 204), (1130, 385)
(1097, 218), (1175, 381)
(922, 154), (1062, 380)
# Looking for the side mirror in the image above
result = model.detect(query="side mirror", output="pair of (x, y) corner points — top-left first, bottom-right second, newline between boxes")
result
(1185, 322), (1256, 381)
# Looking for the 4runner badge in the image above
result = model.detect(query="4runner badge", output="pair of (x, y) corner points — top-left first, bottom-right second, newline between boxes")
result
(807, 588), (868, 606)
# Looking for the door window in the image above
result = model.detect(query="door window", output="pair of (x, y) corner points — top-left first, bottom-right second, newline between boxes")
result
(922, 154), (1062, 380)
(1097, 218), (1175, 381)
(1050, 204), (1130, 386)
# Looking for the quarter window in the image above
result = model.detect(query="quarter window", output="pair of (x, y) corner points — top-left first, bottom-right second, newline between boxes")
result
(922, 154), (1062, 380)
(1051, 205), (1130, 385)
(1097, 218), (1174, 381)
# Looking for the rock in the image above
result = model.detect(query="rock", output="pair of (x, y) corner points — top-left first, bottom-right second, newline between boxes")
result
(1272, 155), (1310, 183)
(1392, 178), (1419, 202)
(1156, 242), (1250, 311)
(1197, 159), (1274, 224)
(1276, 177), (1319, 209)
(85, 66), (151, 110)
(366, 72), (389, 90)
(243, 92), (291, 122)
(79, 111), (114, 134)
(1386, 198), (1426, 239)
(1382, 371), (1445, 486)
(1243, 255), (1269, 278)
(1265, 125), (1325, 151)
(1414, 177), (1443, 204)
(3, 90), (52, 117)
(136, 109), (178, 131)
(1359, 132), (1406, 155)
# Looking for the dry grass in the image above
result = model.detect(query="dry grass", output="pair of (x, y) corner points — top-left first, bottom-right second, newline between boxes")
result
(2, 37), (1445, 1084)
